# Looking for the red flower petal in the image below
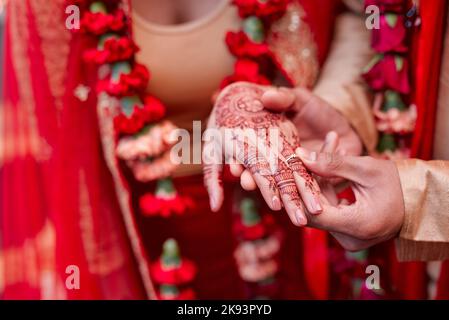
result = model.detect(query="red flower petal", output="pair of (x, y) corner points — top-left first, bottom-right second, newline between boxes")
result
(151, 260), (197, 285)
(139, 193), (194, 217)
(363, 55), (410, 94)
(225, 31), (269, 58)
(372, 15), (408, 53)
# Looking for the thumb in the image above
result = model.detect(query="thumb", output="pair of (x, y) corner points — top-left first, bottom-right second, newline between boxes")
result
(296, 148), (366, 185)
(261, 87), (296, 112)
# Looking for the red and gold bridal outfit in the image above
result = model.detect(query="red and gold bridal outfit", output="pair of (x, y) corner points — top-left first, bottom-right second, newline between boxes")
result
(0, 0), (435, 300)
(0, 0), (340, 299)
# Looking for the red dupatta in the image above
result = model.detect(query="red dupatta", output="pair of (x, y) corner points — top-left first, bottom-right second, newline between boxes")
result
(1, 0), (148, 299)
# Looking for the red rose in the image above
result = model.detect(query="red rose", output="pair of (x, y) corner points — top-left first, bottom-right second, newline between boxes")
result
(84, 37), (139, 64)
(363, 54), (410, 94)
(81, 10), (126, 35)
(372, 14), (408, 52)
(139, 194), (194, 217)
(98, 63), (150, 97)
(113, 95), (166, 135)
(103, 37), (138, 63)
(151, 259), (197, 285)
(225, 31), (270, 58)
(235, 221), (267, 241)
(141, 95), (166, 123)
(114, 111), (145, 135)
(221, 59), (271, 88)
(125, 64), (150, 92)
(109, 10), (127, 31)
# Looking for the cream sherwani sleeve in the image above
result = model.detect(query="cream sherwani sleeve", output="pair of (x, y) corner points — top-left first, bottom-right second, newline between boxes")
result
(395, 160), (449, 261)
(313, 12), (378, 153)
(313, 12), (449, 262)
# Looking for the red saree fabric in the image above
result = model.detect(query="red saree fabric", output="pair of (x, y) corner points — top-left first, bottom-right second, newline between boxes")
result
(1, 0), (146, 299)
(411, 0), (448, 160)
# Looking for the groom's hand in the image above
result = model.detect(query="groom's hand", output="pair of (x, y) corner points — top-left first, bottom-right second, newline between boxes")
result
(262, 87), (363, 156)
(296, 148), (405, 251)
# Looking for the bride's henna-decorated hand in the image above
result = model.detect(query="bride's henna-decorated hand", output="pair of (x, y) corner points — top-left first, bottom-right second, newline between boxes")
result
(236, 86), (362, 196)
(203, 82), (322, 226)
(240, 131), (341, 209)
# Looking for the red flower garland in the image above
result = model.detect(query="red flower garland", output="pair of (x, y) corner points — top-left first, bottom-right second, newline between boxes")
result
(223, 0), (290, 87)
(74, 0), (290, 221)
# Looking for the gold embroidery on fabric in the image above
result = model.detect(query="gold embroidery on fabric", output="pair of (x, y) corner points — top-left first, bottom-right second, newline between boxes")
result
(267, 2), (319, 87)
(78, 170), (126, 276)
(0, 221), (66, 299)
(29, 0), (71, 111)
(0, 102), (52, 165)
(3, 0), (47, 163)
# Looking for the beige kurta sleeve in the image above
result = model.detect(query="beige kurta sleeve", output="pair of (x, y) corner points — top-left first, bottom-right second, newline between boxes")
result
(313, 12), (378, 153)
(395, 159), (449, 261)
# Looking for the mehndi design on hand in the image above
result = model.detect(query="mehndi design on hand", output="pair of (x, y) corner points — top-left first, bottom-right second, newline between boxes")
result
(203, 82), (322, 226)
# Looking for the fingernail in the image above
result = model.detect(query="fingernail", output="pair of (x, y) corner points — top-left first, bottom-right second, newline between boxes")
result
(296, 148), (317, 162)
(312, 197), (322, 214)
(272, 196), (281, 210)
(210, 195), (217, 211)
(296, 210), (307, 226)
(326, 131), (336, 144)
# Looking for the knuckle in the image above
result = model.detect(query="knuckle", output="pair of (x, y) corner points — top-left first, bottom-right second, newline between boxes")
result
(321, 153), (342, 172)
(344, 243), (362, 252)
